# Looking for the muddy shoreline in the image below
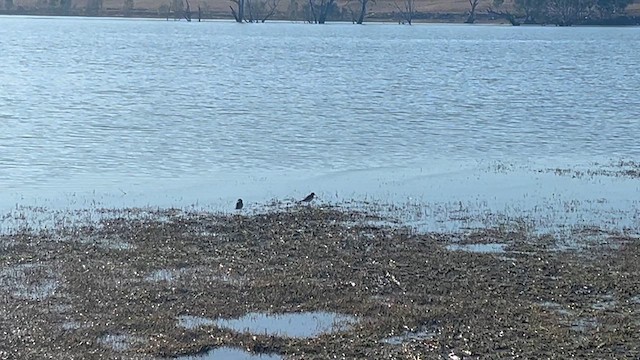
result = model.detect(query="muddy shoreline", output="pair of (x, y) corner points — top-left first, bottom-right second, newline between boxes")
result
(1, 203), (639, 359)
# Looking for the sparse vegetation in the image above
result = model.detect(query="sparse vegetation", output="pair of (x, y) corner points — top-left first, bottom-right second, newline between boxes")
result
(394, 0), (415, 24)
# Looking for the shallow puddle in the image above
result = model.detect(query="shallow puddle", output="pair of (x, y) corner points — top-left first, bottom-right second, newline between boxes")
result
(570, 317), (598, 332)
(445, 243), (507, 253)
(174, 346), (283, 360)
(591, 294), (617, 310)
(538, 301), (573, 316)
(145, 269), (177, 282)
(0, 263), (60, 300)
(98, 333), (143, 351)
(178, 315), (215, 330)
(179, 311), (357, 338)
(62, 321), (82, 330)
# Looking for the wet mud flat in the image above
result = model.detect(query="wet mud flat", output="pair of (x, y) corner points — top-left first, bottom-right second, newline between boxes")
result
(1, 205), (639, 359)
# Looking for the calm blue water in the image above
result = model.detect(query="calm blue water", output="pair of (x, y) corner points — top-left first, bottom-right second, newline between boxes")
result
(1, 16), (639, 228)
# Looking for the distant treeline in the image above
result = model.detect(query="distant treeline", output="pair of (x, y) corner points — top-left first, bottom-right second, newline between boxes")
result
(0, 0), (638, 26)
(486, 0), (638, 26)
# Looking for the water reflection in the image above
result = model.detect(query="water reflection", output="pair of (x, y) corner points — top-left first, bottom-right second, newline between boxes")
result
(446, 243), (507, 253)
(178, 311), (358, 338)
(174, 346), (282, 360)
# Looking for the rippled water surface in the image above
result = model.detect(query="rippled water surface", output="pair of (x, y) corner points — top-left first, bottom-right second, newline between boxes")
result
(1, 16), (639, 213)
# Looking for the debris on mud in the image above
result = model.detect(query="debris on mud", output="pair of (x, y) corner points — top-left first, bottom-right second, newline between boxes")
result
(1, 204), (639, 359)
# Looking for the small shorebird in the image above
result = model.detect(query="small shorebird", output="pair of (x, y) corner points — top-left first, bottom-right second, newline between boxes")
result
(300, 192), (315, 203)
(235, 199), (243, 210)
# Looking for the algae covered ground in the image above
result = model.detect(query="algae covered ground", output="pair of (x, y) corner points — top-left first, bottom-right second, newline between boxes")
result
(1, 201), (639, 359)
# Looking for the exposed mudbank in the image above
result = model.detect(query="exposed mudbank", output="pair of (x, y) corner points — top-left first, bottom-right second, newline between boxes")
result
(1, 202), (639, 359)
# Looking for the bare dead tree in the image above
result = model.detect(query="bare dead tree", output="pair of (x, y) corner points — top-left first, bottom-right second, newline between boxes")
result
(259, 0), (280, 21)
(184, 0), (191, 21)
(172, 0), (183, 20)
(487, 0), (520, 24)
(515, 0), (547, 23)
(308, 0), (336, 23)
(230, 0), (245, 22)
(243, 0), (280, 22)
(487, 8), (521, 24)
(347, 0), (371, 24)
(547, 0), (592, 25)
(245, 0), (254, 20)
(465, 0), (480, 23)
(394, 0), (415, 24)
(308, 0), (317, 21)
(286, 0), (299, 19)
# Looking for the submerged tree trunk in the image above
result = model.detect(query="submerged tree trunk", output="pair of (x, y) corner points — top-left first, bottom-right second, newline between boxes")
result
(465, 0), (480, 23)
(184, 0), (191, 21)
(394, 0), (415, 24)
(487, 8), (521, 25)
(260, 0), (280, 22)
(355, 0), (368, 24)
(307, 0), (335, 23)
(308, 0), (317, 22)
(318, 0), (335, 23)
(230, 0), (245, 22)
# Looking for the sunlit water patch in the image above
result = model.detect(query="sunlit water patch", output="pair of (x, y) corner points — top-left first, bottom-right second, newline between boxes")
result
(178, 315), (215, 330)
(61, 321), (83, 330)
(179, 312), (358, 338)
(570, 317), (599, 332)
(445, 243), (507, 253)
(591, 294), (617, 311)
(538, 301), (573, 316)
(98, 333), (145, 351)
(174, 346), (283, 360)
(145, 269), (178, 282)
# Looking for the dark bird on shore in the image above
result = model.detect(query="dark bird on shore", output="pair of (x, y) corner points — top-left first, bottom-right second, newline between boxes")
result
(235, 199), (243, 210)
(300, 192), (315, 203)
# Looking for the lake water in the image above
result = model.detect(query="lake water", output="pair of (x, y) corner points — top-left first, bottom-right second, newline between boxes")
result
(1, 16), (639, 230)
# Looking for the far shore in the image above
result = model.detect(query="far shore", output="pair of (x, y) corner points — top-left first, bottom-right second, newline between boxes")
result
(1, 10), (639, 26)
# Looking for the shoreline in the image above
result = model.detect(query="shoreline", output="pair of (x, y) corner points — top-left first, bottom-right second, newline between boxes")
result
(3, 160), (638, 235)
